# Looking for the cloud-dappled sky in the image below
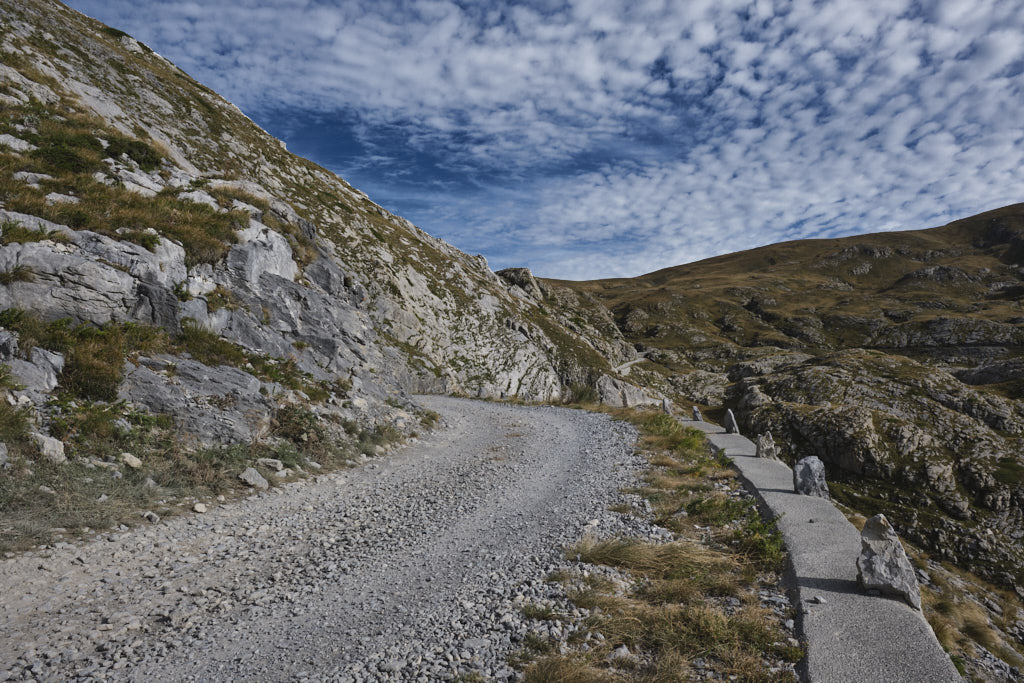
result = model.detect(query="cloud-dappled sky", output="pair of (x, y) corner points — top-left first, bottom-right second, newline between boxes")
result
(66, 0), (1024, 279)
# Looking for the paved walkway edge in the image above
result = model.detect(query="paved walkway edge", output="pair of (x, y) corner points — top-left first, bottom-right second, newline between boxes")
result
(682, 419), (962, 682)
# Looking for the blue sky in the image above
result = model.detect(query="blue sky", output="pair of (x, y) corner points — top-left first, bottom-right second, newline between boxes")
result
(66, 0), (1024, 279)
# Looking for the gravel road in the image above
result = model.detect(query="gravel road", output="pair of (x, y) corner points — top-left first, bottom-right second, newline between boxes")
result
(0, 396), (642, 681)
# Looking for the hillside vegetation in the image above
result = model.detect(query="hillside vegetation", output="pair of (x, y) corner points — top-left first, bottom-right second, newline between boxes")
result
(552, 205), (1024, 594)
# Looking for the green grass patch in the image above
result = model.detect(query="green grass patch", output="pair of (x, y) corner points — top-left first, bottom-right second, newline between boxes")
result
(0, 219), (70, 245)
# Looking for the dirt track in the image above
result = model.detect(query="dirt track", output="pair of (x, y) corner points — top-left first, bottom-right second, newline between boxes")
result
(0, 396), (641, 681)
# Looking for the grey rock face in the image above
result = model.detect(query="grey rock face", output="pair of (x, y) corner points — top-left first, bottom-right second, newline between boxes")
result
(72, 230), (186, 289)
(856, 514), (922, 610)
(0, 240), (138, 325)
(495, 267), (543, 301)
(756, 432), (780, 461)
(225, 219), (298, 289)
(238, 467), (269, 490)
(669, 370), (728, 406)
(595, 374), (658, 408)
(724, 409), (740, 434)
(793, 456), (830, 499)
(119, 356), (276, 446)
(6, 347), (65, 403)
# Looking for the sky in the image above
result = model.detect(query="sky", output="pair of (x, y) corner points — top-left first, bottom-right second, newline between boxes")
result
(65, 0), (1024, 280)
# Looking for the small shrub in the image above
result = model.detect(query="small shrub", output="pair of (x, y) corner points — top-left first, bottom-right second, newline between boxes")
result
(0, 310), (168, 400)
(106, 135), (162, 172)
(0, 220), (70, 245)
(273, 404), (325, 448)
(0, 367), (31, 443)
(176, 320), (246, 367)
(101, 26), (130, 40)
(204, 285), (239, 312)
(564, 382), (598, 404)
(30, 129), (105, 174)
(522, 603), (559, 621)
(0, 265), (34, 284)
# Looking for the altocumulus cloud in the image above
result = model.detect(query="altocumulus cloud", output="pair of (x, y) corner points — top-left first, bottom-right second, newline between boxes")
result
(65, 0), (1024, 279)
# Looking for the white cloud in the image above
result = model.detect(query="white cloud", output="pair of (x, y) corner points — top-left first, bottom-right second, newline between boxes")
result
(64, 0), (1024, 279)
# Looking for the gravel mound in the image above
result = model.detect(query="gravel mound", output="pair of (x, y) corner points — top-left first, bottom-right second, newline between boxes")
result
(0, 396), (642, 681)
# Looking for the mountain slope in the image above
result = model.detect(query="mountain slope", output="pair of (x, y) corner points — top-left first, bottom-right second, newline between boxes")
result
(552, 205), (1024, 593)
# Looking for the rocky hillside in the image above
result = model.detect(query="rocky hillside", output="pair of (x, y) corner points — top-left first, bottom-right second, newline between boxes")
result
(0, 0), (660, 550)
(554, 204), (1024, 594)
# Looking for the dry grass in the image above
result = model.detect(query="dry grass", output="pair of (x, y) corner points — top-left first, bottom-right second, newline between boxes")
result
(523, 656), (614, 682)
(514, 408), (798, 681)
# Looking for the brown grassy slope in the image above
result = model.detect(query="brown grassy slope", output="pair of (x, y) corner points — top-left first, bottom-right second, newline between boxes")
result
(548, 204), (1024, 362)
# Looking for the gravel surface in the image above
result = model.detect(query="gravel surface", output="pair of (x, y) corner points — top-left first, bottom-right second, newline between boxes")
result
(0, 396), (643, 681)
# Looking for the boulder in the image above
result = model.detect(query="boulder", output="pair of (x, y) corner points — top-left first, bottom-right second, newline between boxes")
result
(7, 347), (65, 401)
(256, 457), (285, 472)
(0, 442), (8, 470)
(120, 452), (142, 469)
(661, 397), (673, 415)
(793, 456), (829, 499)
(756, 432), (780, 461)
(595, 374), (658, 408)
(724, 409), (739, 434)
(0, 133), (36, 153)
(32, 432), (66, 464)
(238, 467), (269, 490)
(856, 514), (922, 610)
(692, 406), (703, 422)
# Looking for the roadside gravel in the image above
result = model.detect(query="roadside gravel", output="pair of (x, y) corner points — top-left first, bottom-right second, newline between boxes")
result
(0, 396), (642, 681)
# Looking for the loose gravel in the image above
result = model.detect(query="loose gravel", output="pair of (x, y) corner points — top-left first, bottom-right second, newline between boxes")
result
(0, 396), (644, 681)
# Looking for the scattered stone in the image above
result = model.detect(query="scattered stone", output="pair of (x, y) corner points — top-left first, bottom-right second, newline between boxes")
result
(808, 595), (827, 605)
(724, 409), (739, 434)
(143, 477), (158, 489)
(607, 644), (637, 664)
(692, 406), (703, 422)
(38, 485), (56, 495)
(256, 458), (285, 472)
(793, 456), (830, 499)
(0, 442), (8, 470)
(239, 467), (269, 490)
(120, 452), (142, 469)
(756, 431), (780, 460)
(856, 514), (921, 610)
(13, 171), (54, 186)
(0, 133), (36, 153)
(193, 503), (207, 514)
(661, 397), (673, 415)
(44, 192), (80, 205)
(141, 511), (160, 524)
(31, 432), (66, 464)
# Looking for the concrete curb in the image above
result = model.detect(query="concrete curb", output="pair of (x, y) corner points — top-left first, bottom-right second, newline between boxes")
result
(685, 419), (962, 682)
